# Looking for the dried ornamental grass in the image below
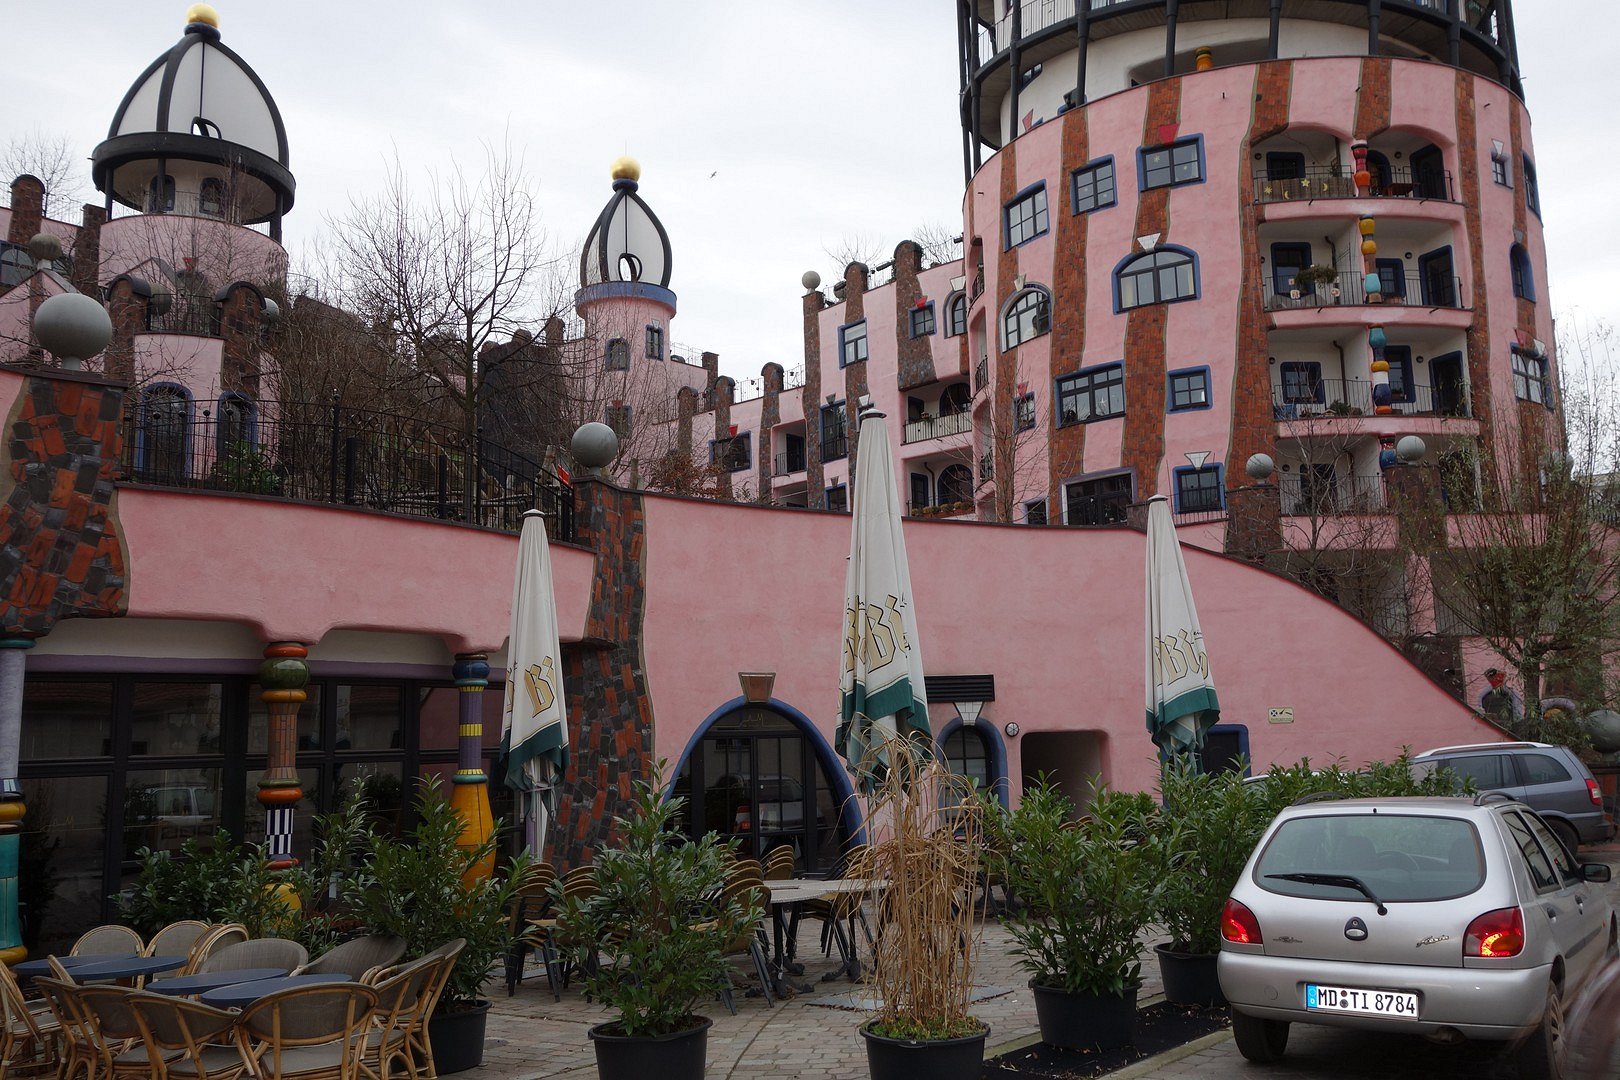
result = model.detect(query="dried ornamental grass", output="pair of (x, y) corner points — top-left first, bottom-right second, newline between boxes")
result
(861, 735), (986, 1041)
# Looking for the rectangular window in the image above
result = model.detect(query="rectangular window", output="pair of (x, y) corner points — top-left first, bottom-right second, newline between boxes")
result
(839, 321), (868, 367)
(1491, 154), (1510, 187)
(1004, 185), (1049, 248)
(1140, 138), (1202, 190)
(820, 403), (848, 461)
(1512, 350), (1549, 405)
(909, 304), (935, 338)
(909, 473), (930, 513)
(1167, 367), (1210, 412)
(1056, 364), (1125, 425)
(645, 324), (664, 359)
(1025, 500), (1048, 525)
(1376, 258), (1407, 299)
(605, 339), (629, 371)
(1071, 159), (1116, 214)
(710, 432), (752, 472)
(604, 404), (632, 439)
(1064, 473), (1132, 526)
(1015, 392), (1036, 432)
(1280, 361), (1324, 404)
(1174, 466), (1224, 514)
(1271, 242), (1313, 296)
(826, 484), (848, 512)
(1384, 345), (1413, 404)
(1523, 155), (1540, 216)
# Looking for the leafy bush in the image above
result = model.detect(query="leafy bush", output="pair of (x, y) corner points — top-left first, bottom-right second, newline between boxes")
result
(554, 768), (758, 1038)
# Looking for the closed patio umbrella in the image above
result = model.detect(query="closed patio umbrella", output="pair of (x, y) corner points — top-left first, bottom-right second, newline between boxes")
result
(1145, 495), (1220, 768)
(501, 509), (569, 854)
(837, 401), (930, 790)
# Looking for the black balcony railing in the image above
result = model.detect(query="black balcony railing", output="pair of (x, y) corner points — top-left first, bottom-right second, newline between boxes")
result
(1262, 270), (1464, 312)
(1272, 378), (1468, 419)
(1277, 473), (1387, 515)
(144, 296), (221, 336)
(773, 448), (807, 475)
(118, 399), (575, 541)
(975, 357), (989, 393)
(1253, 165), (1455, 204)
(902, 411), (973, 444)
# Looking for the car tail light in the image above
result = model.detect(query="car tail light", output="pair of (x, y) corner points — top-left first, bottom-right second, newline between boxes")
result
(1587, 779), (1602, 807)
(1221, 898), (1262, 945)
(1464, 907), (1525, 958)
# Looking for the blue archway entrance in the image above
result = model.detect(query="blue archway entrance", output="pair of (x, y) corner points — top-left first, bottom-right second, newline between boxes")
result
(668, 697), (860, 875)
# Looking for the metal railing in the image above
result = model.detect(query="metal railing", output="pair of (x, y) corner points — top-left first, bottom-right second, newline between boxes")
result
(975, 357), (989, 393)
(1262, 269), (1463, 311)
(118, 399), (575, 541)
(1253, 165), (1455, 204)
(781, 366), (806, 391)
(145, 296), (221, 336)
(1278, 473), (1387, 515)
(902, 411), (973, 444)
(1271, 379), (1467, 419)
(773, 448), (807, 475)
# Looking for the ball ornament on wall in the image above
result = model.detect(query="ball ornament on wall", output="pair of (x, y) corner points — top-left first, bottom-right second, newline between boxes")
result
(1395, 436), (1427, 464)
(1245, 453), (1275, 482)
(802, 270), (822, 292)
(33, 292), (113, 370)
(571, 422), (620, 470)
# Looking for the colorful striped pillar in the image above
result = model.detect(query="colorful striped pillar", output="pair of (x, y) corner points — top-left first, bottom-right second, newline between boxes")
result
(0, 637), (35, 965)
(449, 653), (496, 881)
(258, 642), (309, 870)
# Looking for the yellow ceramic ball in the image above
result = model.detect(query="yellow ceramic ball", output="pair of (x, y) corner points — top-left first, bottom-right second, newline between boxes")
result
(1371, 360), (1390, 373)
(610, 156), (642, 182)
(1361, 239), (1378, 256)
(186, 3), (220, 28)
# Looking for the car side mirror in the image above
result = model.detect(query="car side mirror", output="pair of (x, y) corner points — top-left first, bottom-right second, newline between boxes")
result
(1581, 863), (1612, 884)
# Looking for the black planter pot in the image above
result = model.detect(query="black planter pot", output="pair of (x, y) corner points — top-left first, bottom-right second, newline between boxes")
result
(860, 1021), (988, 1080)
(1154, 943), (1226, 1007)
(427, 1000), (491, 1075)
(1030, 981), (1137, 1051)
(589, 1016), (711, 1080)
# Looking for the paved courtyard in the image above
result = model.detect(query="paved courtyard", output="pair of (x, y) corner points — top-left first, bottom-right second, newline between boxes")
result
(475, 843), (1620, 1079)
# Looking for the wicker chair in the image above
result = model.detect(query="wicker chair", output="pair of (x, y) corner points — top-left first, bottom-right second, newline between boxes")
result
(185, 925), (249, 975)
(710, 865), (775, 1014)
(788, 844), (875, 968)
(2, 961), (60, 1077)
(129, 993), (248, 1080)
(234, 983), (378, 1080)
(76, 984), (185, 1078)
(144, 921), (212, 961)
(199, 938), (308, 975)
(525, 868), (596, 1001)
(294, 937), (405, 983)
(32, 976), (96, 1080)
(502, 863), (556, 996)
(400, 940), (464, 1078)
(354, 958), (439, 1080)
(762, 845), (796, 881)
(70, 924), (145, 957)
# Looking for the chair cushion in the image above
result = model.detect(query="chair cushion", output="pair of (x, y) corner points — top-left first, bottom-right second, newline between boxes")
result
(113, 1045), (185, 1064)
(253, 1043), (348, 1076)
(167, 1045), (248, 1077)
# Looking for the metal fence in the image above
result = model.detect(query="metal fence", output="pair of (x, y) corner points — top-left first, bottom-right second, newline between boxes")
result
(118, 399), (575, 541)
(1271, 379), (1463, 419)
(902, 411), (973, 445)
(1253, 165), (1455, 204)
(1278, 473), (1387, 515)
(1262, 269), (1463, 311)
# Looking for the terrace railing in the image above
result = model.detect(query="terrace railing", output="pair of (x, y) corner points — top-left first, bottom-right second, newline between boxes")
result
(903, 410), (973, 444)
(117, 399), (575, 541)
(1253, 165), (1455, 204)
(1271, 379), (1466, 419)
(1261, 270), (1463, 312)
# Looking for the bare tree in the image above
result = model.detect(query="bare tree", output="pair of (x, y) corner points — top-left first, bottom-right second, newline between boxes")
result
(823, 233), (885, 276)
(1, 129), (87, 219)
(908, 221), (964, 268)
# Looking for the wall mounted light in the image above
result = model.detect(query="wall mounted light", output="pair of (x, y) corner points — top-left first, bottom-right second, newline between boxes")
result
(1003, 722), (1021, 738)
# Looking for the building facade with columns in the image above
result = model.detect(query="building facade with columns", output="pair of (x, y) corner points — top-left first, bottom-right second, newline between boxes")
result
(0, 3), (1542, 961)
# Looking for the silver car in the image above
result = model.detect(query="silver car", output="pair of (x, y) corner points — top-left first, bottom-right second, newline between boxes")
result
(1219, 795), (1616, 1079)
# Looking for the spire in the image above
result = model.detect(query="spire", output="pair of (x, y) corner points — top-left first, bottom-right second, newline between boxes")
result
(580, 157), (672, 290)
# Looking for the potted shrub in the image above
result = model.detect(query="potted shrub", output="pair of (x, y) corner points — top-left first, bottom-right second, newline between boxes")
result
(553, 768), (759, 1080)
(858, 742), (988, 1080)
(995, 781), (1163, 1051)
(342, 777), (532, 1075)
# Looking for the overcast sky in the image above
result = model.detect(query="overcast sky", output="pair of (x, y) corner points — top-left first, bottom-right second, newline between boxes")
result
(5, 2), (1615, 387)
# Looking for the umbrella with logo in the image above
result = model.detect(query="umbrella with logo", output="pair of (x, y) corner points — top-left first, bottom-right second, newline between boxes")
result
(837, 400), (931, 790)
(501, 509), (569, 854)
(1145, 495), (1220, 768)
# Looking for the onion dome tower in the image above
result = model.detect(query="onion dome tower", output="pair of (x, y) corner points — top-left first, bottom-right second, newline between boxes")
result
(576, 157), (677, 363)
(90, 4), (294, 240)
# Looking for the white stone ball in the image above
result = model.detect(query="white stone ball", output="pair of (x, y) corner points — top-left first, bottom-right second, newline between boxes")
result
(28, 232), (62, 264)
(34, 291), (112, 361)
(571, 422), (620, 468)
(1245, 453), (1275, 481)
(1583, 709), (1620, 754)
(801, 270), (822, 292)
(1395, 435), (1427, 464)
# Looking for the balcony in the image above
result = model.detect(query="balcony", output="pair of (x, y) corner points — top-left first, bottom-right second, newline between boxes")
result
(1253, 166), (1455, 205)
(1262, 270), (1463, 313)
(1272, 379), (1468, 421)
(773, 448), (807, 475)
(975, 357), (989, 393)
(903, 411), (973, 445)
(1278, 473), (1387, 516)
(144, 295), (222, 336)
(118, 399), (575, 541)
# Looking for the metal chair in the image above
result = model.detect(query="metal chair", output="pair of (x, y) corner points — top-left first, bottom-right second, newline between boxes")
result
(75, 984), (184, 1079)
(71, 925), (145, 957)
(1, 960), (60, 1077)
(129, 992), (248, 1080)
(712, 866), (774, 1014)
(199, 938), (308, 975)
(502, 863), (556, 996)
(294, 936), (406, 983)
(144, 921), (213, 962)
(354, 957), (439, 1080)
(184, 925), (249, 975)
(526, 868), (596, 1000)
(234, 982), (378, 1080)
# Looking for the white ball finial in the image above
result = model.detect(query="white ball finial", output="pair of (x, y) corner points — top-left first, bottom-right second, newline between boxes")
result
(571, 422), (620, 469)
(801, 270), (822, 292)
(1245, 453), (1275, 481)
(34, 292), (113, 370)
(1395, 436), (1427, 464)
(27, 233), (62, 265)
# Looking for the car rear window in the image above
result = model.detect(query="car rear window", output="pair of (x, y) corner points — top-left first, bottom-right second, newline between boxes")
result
(1519, 754), (1572, 785)
(1255, 814), (1485, 903)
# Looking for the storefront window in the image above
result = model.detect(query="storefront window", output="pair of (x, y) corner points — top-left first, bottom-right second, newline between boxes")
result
(18, 776), (111, 955)
(132, 683), (224, 755)
(21, 680), (114, 759)
(247, 683), (324, 753)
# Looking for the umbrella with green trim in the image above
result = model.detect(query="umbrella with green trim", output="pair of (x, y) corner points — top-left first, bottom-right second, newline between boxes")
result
(501, 509), (569, 853)
(1145, 495), (1220, 768)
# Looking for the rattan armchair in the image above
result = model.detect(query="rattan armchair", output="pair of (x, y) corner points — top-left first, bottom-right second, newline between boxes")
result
(710, 866), (774, 1014)
(76, 984), (185, 1078)
(354, 957), (439, 1080)
(294, 936), (406, 983)
(399, 940), (464, 1078)
(129, 993), (248, 1080)
(70, 925), (145, 957)
(2, 960), (60, 1077)
(32, 976), (96, 1080)
(144, 921), (213, 961)
(762, 845), (796, 881)
(502, 863), (556, 996)
(524, 867), (596, 1001)
(185, 925), (249, 975)
(199, 938), (308, 975)
(234, 983), (378, 1080)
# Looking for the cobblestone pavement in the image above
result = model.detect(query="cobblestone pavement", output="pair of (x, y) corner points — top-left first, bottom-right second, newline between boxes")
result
(473, 843), (1619, 1079)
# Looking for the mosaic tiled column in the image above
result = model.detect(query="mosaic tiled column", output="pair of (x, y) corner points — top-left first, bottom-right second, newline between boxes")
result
(448, 653), (495, 880)
(0, 637), (35, 965)
(258, 642), (309, 869)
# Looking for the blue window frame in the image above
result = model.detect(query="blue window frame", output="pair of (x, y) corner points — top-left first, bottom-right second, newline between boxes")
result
(1114, 246), (1198, 312)
(909, 303), (936, 338)
(137, 383), (192, 479)
(1383, 345), (1414, 404)
(1139, 136), (1203, 190)
(215, 393), (257, 453)
(645, 323), (664, 359)
(1004, 184), (1049, 249)
(1265, 152), (1305, 181)
(1280, 361), (1324, 404)
(838, 320), (868, 367)
(1071, 158), (1116, 214)
(909, 472), (931, 513)
(1200, 724), (1252, 776)
(1173, 464), (1224, 514)
(825, 483), (849, 512)
(1056, 363), (1125, 425)
(820, 402), (848, 462)
(1418, 247), (1457, 308)
(605, 338), (629, 370)
(1510, 244), (1535, 301)
(1024, 499), (1048, 525)
(1523, 154), (1540, 217)
(1375, 258), (1407, 299)
(1270, 242), (1312, 296)
(945, 293), (967, 337)
(1167, 366), (1211, 412)
(1491, 153), (1511, 188)
(1511, 349), (1550, 406)
(605, 403), (632, 439)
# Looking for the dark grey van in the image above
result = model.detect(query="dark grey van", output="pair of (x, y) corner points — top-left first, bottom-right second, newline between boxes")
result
(1414, 742), (1613, 851)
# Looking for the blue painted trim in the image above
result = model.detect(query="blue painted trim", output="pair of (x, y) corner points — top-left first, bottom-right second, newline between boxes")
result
(1207, 723), (1252, 777)
(1054, 361), (1125, 427)
(1364, 150), (1392, 188)
(1136, 134), (1206, 192)
(1069, 155), (1117, 215)
(909, 301), (937, 339)
(999, 285), (1051, 350)
(1172, 462), (1225, 514)
(1166, 365), (1212, 413)
(1522, 154), (1541, 218)
(1022, 498), (1048, 524)
(825, 481), (849, 509)
(214, 392), (259, 452)
(1269, 241), (1313, 295)
(1510, 244), (1535, 302)
(1417, 245), (1456, 307)
(943, 292), (967, 337)
(934, 716), (1010, 808)
(1002, 181), (1049, 250)
(575, 280), (678, 312)
(1111, 244), (1200, 314)
(1375, 258), (1407, 299)
(837, 320), (868, 369)
(664, 696), (867, 848)
(135, 382), (193, 474)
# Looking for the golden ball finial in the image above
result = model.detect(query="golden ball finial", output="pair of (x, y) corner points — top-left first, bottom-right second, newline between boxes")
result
(186, 3), (220, 29)
(610, 156), (641, 182)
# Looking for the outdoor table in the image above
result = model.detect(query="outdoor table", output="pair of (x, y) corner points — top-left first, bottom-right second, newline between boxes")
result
(147, 968), (289, 996)
(764, 879), (883, 992)
(64, 955), (188, 981)
(200, 973), (351, 1010)
(11, 953), (138, 978)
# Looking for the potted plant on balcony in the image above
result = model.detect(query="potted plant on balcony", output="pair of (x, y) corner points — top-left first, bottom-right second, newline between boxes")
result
(995, 781), (1164, 1051)
(1294, 264), (1340, 296)
(858, 738), (988, 1080)
(553, 767), (758, 1080)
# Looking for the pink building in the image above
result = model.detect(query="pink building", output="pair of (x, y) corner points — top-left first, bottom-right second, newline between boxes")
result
(0, 3), (1523, 958)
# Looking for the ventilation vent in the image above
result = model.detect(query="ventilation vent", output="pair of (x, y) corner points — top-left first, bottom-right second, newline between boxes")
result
(924, 674), (995, 703)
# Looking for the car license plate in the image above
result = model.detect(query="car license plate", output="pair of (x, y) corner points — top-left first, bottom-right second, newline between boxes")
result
(1305, 984), (1419, 1019)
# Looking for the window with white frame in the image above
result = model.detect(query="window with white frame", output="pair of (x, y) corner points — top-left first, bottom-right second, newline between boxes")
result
(1057, 364), (1125, 425)
(1015, 392), (1036, 432)
(840, 321), (868, 367)
(1004, 186), (1049, 248)
(1002, 288), (1050, 349)
(1491, 153), (1511, 188)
